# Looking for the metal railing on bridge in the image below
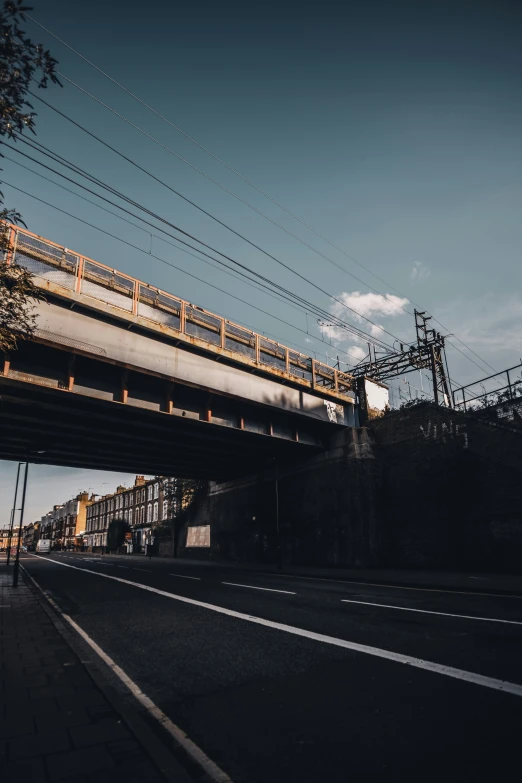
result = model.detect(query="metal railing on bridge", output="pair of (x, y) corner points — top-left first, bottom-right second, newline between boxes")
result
(453, 363), (522, 411)
(5, 225), (356, 402)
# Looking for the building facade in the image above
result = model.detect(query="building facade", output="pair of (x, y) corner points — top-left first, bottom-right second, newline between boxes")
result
(40, 492), (92, 550)
(84, 476), (178, 552)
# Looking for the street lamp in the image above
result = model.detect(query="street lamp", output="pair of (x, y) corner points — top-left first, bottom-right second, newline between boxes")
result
(6, 463), (22, 567)
(12, 462), (29, 588)
(12, 450), (46, 587)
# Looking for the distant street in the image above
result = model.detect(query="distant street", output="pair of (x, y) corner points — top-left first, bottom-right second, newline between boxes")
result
(22, 553), (522, 783)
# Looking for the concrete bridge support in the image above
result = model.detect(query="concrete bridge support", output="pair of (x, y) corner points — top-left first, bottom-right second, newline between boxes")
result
(178, 428), (381, 568)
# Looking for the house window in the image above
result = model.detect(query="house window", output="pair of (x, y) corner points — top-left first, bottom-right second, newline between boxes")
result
(140, 506), (145, 525)
(147, 485), (153, 501)
(162, 500), (168, 520)
(128, 508), (133, 525)
(147, 504), (152, 524)
(153, 502), (158, 522)
(154, 483), (159, 499)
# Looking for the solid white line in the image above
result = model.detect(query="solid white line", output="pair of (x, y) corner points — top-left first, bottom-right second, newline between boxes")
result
(27, 555), (522, 697)
(134, 568), (151, 572)
(21, 563), (233, 783)
(170, 574), (201, 581)
(222, 581), (296, 595)
(340, 599), (522, 626)
(265, 573), (522, 600)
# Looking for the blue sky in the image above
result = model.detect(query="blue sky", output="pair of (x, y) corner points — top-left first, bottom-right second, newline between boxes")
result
(1, 0), (521, 524)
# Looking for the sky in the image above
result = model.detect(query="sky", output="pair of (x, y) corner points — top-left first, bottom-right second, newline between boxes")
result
(1, 0), (521, 524)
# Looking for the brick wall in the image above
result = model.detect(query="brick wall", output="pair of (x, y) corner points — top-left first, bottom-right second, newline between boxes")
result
(372, 402), (522, 572)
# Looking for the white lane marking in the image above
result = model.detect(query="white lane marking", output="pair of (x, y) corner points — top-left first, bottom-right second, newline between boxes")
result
(265, 573), (522, 600)
(134, 568), (152, 572)
(341, 599), (522, 626)
(26, 555), (522, 697)
(223, 581), (296, 595)
(21, 565), (232, 783)
(118, 566), (130, 569)
(170, 574), (201, 581)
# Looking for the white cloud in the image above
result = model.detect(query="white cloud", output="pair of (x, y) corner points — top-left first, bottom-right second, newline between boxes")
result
(304, 337), (313, 344)
(331, 291), (409, 322)
(347, 345), (367, 362)
(410, 261), (431, 281)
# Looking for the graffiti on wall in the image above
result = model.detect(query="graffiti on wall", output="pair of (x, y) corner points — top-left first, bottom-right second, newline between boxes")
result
(420, 419), (468, 449)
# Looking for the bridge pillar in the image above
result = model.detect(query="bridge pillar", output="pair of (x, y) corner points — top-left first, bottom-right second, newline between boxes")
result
(177, 427), (381, 568)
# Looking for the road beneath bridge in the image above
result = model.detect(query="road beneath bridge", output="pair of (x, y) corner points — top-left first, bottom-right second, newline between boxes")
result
(21, 553), (522, 783)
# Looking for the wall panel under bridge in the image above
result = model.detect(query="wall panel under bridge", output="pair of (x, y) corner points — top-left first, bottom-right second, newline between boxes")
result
(176, 428), (381, 567)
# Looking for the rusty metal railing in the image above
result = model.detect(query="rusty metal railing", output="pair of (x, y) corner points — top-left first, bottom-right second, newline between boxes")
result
(5, 224), (356, 402)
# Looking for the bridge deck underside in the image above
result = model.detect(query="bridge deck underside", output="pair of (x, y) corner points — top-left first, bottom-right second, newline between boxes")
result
(0, 375), (321, 479)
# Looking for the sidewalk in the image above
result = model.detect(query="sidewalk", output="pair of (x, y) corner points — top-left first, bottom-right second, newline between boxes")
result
(0, 565), (189, 783)
(82, 551), (522, 595)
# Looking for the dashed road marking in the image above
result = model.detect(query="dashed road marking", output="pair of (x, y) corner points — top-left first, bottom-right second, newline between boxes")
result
(223, 581), (296, 595)
(27, 555), (522, 698)
(341, 599), (522, 625)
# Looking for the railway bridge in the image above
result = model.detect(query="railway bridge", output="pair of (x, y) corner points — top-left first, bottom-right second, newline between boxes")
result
(1, 226), (371, 479)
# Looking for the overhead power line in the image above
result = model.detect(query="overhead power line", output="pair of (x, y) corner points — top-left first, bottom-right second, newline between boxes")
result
(27, 90), (406, 349)
(5, 134), (399, 352)
(26, 12), (498, 379)
(4, 155), (361, 365)
(3, 179), (366, 367)
(55, 73), (417, 312)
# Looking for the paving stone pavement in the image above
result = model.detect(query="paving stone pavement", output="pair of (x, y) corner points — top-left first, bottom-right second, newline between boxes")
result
(0, 567), (177, 782)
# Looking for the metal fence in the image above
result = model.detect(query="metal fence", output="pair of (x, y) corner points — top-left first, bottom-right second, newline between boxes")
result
(6, 225), (356, 402)
(453, 363), (522, 411)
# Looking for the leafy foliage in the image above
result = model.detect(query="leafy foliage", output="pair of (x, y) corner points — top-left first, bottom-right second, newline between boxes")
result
(0, 1), (60, 351)
(155, 477), (206, 556)
(107, 517), (130, 551)
(0, 254), (44, 349)
(0, 1), (60, 140)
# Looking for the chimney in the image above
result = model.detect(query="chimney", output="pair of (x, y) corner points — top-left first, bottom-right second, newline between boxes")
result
(134, 475), (145, 486)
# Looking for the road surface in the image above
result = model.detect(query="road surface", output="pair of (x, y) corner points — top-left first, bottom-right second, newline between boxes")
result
(21, 553), (522, 782)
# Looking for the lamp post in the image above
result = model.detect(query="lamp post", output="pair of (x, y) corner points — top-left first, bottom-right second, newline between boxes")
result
(6, 462), (22, 567)
(12, 462), (29, 588)
(274, 459), (282, 571)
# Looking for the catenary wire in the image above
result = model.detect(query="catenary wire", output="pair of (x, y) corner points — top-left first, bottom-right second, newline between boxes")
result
(55, 73), (417, 309)
(32, 88), (497, 382)
(25, 12), (497, 377)
(3, 179), (370, 367)
(58, 70), (471, 388)
(6, 136), (398, 351)
(55, 69), (494, 386)
(27, 91), (407, 349)
(3, 155), (359, 365)
(2, 155), (308, 319)
(1, 143), (468, 386)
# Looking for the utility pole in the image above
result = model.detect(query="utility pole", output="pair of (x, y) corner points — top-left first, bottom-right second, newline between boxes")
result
(6, 462), (21, 566)
(13, 462), (29, 588)
(274, 460), (282, 571)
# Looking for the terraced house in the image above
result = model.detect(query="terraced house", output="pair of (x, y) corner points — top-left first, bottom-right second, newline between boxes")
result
(40, 492), (92, 550)
(84, 476), (178, 552)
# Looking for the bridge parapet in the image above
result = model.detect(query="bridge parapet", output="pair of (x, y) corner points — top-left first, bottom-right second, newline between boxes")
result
(6, 225), (356, 406)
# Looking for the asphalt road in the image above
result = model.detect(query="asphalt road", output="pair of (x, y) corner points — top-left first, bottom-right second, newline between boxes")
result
(21, 553), (522, 783)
